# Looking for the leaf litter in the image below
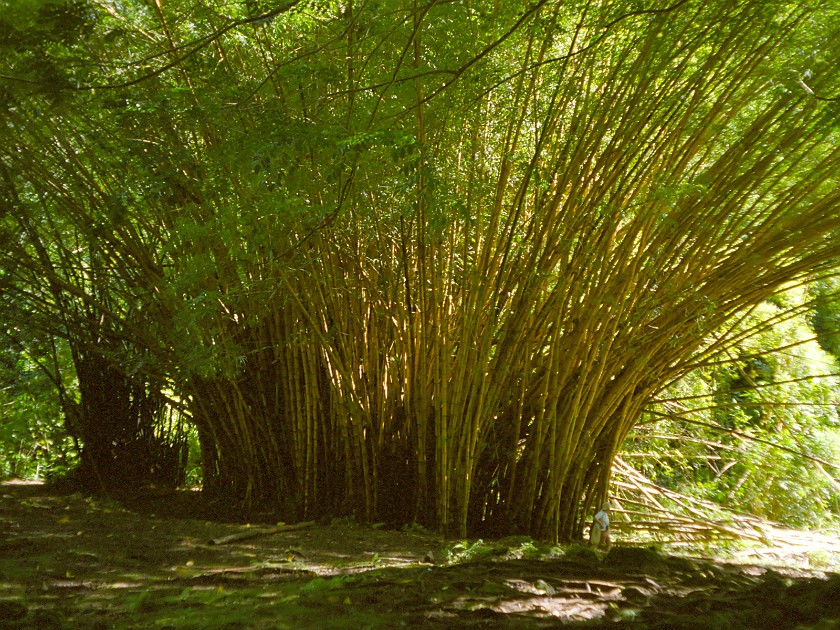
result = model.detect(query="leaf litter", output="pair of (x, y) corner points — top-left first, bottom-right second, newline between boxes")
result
(1, 480), (839, 629)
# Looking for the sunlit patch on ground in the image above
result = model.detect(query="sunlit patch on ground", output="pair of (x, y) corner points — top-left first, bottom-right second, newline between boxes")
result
(1, 482), (839, 628)
(1, 479), (44, 486)
(490, 595), (609, 620)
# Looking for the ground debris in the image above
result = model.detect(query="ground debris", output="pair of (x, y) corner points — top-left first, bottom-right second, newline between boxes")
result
(1, 481), (839, 629)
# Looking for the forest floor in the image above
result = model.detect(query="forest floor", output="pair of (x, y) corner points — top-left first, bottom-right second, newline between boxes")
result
(1, 480), (840, 629)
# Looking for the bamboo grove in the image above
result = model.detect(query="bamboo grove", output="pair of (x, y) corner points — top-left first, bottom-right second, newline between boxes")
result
(1, 0), (840, 540)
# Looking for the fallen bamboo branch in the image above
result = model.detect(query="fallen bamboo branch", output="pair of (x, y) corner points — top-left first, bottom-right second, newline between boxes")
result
(610, 459), (771, 543)
(208, 521), (317, 545)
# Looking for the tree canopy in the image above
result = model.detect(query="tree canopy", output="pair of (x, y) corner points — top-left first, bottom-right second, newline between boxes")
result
(2, 0), (840, 541)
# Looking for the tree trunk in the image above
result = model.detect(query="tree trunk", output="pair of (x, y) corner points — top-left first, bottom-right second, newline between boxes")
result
(69, 347), (186, 491)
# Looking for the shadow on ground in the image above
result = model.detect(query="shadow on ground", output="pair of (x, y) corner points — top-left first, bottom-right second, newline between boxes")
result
(1, 481), (839, 629)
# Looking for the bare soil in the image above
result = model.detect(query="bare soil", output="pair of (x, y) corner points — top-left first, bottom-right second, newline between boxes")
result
(1, 480), (839, 629)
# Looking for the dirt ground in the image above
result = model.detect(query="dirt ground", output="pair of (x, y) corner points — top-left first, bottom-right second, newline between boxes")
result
(1, 480), (839, 629)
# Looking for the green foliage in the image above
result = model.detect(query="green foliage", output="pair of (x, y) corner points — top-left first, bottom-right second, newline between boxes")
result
(0, 383), (77, 479)
(629, 288), (840, 527)
(0, 0), (95, 104)
(443, 539), (500, 564)
(0, 336), (77, 480)
(811, 277), (840, 360)
(182, 425), (204, 487)
(3, 0), (840, 538)
(442, 537), (561, 564)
